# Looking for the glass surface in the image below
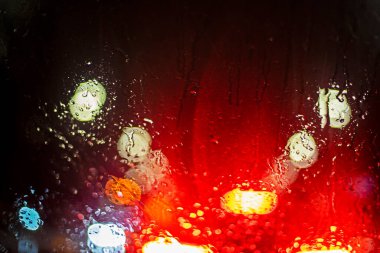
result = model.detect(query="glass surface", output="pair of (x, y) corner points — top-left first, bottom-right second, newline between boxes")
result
(1, 1), (379, 252)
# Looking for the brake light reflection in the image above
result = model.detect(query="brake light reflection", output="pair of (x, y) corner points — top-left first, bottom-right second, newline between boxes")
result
(221, 188), (278, 215)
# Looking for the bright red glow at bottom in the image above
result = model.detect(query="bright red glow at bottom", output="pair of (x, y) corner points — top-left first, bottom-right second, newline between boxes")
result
(142, 237), (213, 253)
(298, 250), (349, 253)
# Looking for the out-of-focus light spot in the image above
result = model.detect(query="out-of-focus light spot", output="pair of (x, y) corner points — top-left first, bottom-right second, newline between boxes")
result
(348, 175), (376, 198)
(349, 236), (375, 253)
(126, 150), (171, 193)
(318, 88), (351, 129)
(220, 188), (278, 215)
(18, 207), (43, 231)
(286, 131), (318, 169)
(69, 91), (102, 121)
(297, 250), (349, 253)
(87, 223), (126, 253)
(117, 127), (152, 163)
(18, 236), (38, 253)
(77, 213), (85, 220)
(142, 237), (214, 253)
(69, 79), (106, 122)
(214, 229), (222, 235)
(143, 196), (174, 226)
(264, 155), (300, 191)
(143, 118), (154, 124)
(182, 222), (192, 229)
(192, 229), (201, 237)
(76, 79), (106, 104)
(290, 228), (353, 253)
(296, 243), (352, 253)
(105, 176), (141, 205)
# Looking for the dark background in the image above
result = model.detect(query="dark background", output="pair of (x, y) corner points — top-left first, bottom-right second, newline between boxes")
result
(1, 0), (379, 252)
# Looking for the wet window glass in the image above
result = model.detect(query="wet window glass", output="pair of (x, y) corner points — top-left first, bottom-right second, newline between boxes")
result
(1, 1), (379, 252)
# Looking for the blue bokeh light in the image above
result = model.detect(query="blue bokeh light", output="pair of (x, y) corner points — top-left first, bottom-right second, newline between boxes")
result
(18, 207), (43, 231)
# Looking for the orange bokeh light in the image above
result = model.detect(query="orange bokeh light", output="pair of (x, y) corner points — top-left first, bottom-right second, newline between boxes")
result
(221, 188), (278, 215)
(104, 176), (141, 205)
(142, 237), (213, 253)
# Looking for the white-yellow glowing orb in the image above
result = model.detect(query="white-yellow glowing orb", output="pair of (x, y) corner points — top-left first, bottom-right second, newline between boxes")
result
(76, 79), (107, 105)
(318, 88), (351, 129)
(142, 237), (213, 253)
(220, 188), (278, 215)
(69, 90), (103, 121)
(69, 79), (107, 122)
(87, 223), (126, 253)
(286, 131), (318, 169)
(117, 127), (152, 163)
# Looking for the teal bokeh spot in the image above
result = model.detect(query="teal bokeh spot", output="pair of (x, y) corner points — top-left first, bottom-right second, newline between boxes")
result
(18, 207), (43, 231)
